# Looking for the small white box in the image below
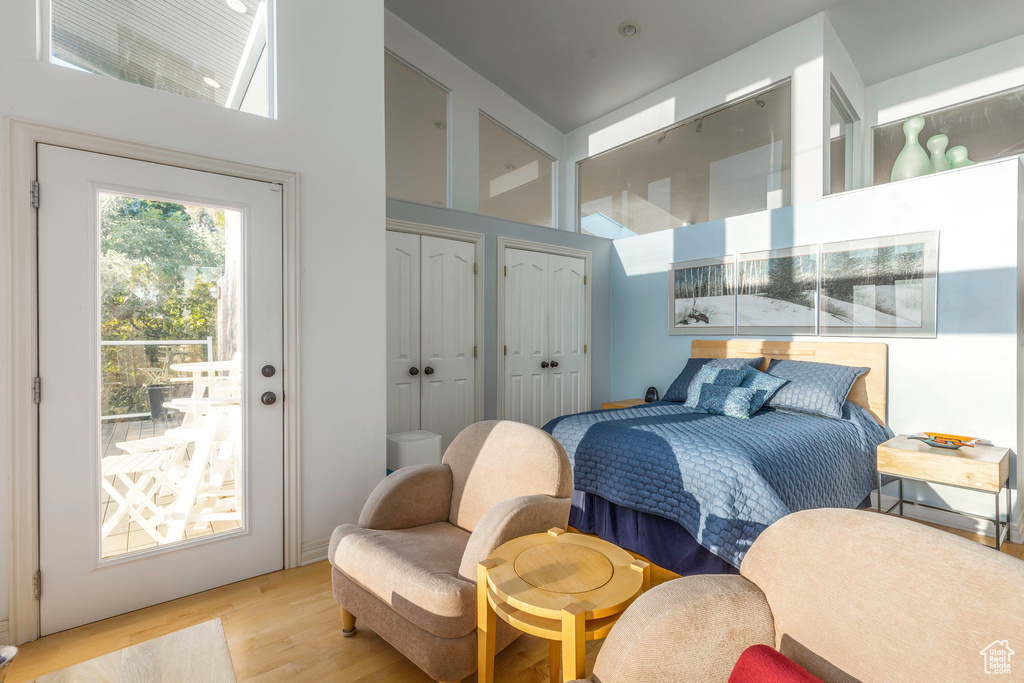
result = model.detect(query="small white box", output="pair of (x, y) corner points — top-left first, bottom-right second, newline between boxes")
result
(387, 430), (442, 471)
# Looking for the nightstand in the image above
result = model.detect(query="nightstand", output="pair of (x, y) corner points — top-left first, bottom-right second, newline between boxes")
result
(600, 398), (646, 410)
(877, 434), (1011, 549)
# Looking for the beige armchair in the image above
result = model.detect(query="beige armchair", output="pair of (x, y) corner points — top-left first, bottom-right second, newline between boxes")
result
(329, 420), (573, 683)
(581, 508), (1024, 683)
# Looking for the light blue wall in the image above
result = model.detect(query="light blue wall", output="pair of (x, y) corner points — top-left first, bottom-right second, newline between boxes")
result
(386, 199), (614, 417)
(610, 159), (1023, 528)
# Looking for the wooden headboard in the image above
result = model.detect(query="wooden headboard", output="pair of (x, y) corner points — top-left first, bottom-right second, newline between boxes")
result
(691, 340), (888, 426)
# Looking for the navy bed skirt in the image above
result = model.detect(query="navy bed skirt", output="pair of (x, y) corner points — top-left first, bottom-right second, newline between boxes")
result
(570, 491), (875, 577)
(569, 491), (738, 576)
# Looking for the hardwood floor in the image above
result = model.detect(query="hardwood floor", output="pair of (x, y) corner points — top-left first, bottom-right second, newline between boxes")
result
(7, 527), (1021, 683)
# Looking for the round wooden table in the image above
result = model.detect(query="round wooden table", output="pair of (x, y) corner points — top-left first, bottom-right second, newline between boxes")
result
(477, 528), (650, 683)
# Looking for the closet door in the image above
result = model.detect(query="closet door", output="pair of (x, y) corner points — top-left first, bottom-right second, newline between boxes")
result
(386, 231), (421, 434)
(420, 236), (476, 449)
(548, 254), (587, 423)
(504, 248), (550, 427)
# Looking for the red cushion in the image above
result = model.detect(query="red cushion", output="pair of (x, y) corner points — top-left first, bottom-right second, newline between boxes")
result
(728, 645), (824, 683)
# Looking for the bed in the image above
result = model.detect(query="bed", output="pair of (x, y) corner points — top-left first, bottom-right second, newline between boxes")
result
(543, 340), (891, 576)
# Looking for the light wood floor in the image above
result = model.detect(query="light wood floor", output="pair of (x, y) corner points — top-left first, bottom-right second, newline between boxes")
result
(7, 526), (1022, 683)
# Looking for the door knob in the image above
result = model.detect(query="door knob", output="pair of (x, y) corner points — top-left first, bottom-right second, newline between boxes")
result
(540, 361), (549, 368)
(261, 364), (276, 377)
(409, 367), (420, 376)
(424, 366), (435, 375)
(550, 361), (559, 368)
(261, 391), (277, 406)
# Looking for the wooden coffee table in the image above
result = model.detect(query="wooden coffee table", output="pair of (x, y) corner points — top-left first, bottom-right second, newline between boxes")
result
(477, 528), (650, 683)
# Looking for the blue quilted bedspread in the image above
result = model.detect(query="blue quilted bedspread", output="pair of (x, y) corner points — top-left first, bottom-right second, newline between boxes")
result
(543, 402), (889, 568)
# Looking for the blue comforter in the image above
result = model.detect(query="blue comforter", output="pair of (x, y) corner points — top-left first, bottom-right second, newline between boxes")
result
(543, 401), (889, 568)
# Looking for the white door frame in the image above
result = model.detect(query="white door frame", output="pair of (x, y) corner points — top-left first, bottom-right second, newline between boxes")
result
(385, 219), (485, 424)
(3, 118), (302, 644)
(496, 237), (592, 419)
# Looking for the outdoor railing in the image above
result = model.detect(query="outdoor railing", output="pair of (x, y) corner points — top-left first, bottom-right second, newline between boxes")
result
(100, 337), (213, 421)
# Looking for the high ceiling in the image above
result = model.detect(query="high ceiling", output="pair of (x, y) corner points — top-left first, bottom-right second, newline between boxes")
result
(385, 0), (1024, 132)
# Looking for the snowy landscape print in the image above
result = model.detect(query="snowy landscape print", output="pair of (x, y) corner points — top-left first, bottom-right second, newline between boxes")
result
(819, 232), (938, 337)
(737, 247), (817, 334)
(670, 257), (735, 334)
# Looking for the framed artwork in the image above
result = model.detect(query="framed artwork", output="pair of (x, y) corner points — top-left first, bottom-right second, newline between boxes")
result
(736, 245), (818, 335)
(819, 231), (938, 338)
(668, 256), (736, 335)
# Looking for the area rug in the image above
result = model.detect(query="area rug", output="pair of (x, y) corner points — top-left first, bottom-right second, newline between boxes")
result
(33, 619), (235, 682)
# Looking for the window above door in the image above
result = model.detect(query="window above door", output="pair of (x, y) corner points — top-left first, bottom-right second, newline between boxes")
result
(48, 0), (275, 117)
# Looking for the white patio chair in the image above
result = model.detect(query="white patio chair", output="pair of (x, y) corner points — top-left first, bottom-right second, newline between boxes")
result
(101, 435), (189, 543)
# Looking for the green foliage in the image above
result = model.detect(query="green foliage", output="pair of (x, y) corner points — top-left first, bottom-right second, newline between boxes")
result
(100, 195), (227, 415)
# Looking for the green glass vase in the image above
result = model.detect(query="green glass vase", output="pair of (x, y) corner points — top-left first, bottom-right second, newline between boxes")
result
(891, 116), (931, 181)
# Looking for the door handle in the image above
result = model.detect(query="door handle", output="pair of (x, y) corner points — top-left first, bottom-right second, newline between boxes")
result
(550, 361), (559, 368)
(261, 391), (277, 406)
(409, 367), (420, 376)
(540, 361), (549, 368)
(424, 366), (435, 375)
(261, 364), (276, 378)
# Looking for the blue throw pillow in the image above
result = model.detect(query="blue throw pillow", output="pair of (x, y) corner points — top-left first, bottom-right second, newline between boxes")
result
(693, 384), (758, 419)
(765, 359), (868, 420)
(683, 366), (748, 408)
(664, 357), (764, 403)
(740, 367), (789, 414)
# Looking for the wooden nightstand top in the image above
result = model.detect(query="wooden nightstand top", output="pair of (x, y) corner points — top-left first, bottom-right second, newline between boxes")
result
(600, 398), (647, 410)
(877, 435), (1010, 493)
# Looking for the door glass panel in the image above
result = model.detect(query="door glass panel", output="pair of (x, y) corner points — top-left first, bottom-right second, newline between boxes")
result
(99, 192), (243, 559)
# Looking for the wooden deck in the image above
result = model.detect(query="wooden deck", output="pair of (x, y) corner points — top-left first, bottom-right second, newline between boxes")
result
(100, 418), (241, 558)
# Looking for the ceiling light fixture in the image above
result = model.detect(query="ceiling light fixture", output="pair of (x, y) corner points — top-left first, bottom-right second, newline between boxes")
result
(204, 76), (221, 89)
(657, 133), (667, 143)
(505, 163), (517, 171)
(695, 118), (703, 134)
(618, 21), (641, 38)
(434, 121), (447, 130)
(226, 0), (247, 13)
(755, 97), (766, 108)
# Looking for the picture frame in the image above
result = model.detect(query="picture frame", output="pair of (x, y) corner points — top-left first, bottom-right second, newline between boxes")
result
(736, 245), (818, 336)
(668, 256), (736, 335)
(819, 231), (938, 338)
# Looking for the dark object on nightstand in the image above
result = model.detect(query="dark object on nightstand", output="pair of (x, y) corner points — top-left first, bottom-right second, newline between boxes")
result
(645, 386), (660, 403)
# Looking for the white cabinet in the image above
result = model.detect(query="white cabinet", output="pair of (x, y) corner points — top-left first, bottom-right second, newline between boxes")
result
(387, 231), (476, 449)
(503, 247), (588, 427)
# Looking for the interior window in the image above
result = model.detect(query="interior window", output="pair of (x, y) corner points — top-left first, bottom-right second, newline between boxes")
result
(386, 52), (449, 207)
(50, 0), (273, 117)
(578, 82), (791, 238)
(829, 89), (857, 195)
(478, 113), (554, 227)
(872, 84), (1024, 185)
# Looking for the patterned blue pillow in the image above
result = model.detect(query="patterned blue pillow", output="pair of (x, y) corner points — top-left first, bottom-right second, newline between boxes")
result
(693, 384), (758, 419)
(765, 359), (868, 420)
(664, 357), (764, 403)
(682, 366), (748, 408)
(740, 367), (789, 413)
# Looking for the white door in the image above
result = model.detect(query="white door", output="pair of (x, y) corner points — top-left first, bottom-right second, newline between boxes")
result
(386, 231), (421, 435)
(504, 248), (550, 427)
(548, 255), (587, 423)
(419, 236), (476, 448)
(385, 231), (476, 449)
(38, 145), (284, 635)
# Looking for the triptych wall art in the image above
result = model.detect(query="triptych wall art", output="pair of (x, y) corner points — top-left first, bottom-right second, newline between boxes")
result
(668, 231), (938, 338)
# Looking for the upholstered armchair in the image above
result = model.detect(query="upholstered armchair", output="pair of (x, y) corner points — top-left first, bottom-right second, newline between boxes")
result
(577, 508), (1024, 683)
(329, 420), (573, 683)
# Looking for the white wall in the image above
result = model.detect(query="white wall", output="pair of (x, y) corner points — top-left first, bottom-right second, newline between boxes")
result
(0, 1), (386, 628)
(863, 33), (1024, 186)
(823, 16), (866, 193)
(562, 14), (833, 233)
(610, 158), (1023, 541)
(385, 10), (565, 220)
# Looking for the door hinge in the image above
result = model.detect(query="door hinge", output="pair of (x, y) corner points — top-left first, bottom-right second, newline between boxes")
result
(503, 345), (507, 356)
(32, 181), (40, 209)
(33, 376), (41, 404)
(504, 266), (507, 277)
(473, 345), (478, 358)
(584, 275), (588, 285)
(474, 263), (478, 275)
(584, 344), (588, 355)
(34, 570), (41, 599)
